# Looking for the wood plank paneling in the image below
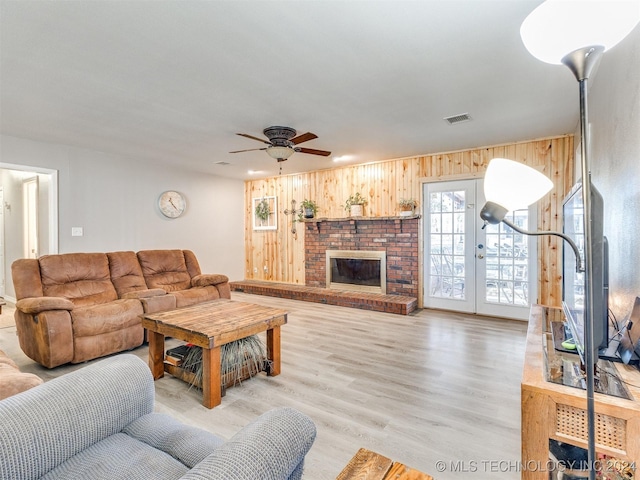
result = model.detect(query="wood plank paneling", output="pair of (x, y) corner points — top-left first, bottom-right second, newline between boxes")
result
(244, 136), (574, 308)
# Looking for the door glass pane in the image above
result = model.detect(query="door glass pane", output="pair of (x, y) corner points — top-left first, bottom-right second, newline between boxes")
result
(429, 189), (466, 300)
(484, 209), (529, 306)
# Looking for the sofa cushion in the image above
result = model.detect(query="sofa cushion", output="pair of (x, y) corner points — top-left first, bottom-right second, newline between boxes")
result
(137, 250), (192, 292)
(40, 432), (189, 480)
(11, 258), (44, 299)
(172, 286), (221, 308)
(71, 299), (143, 337)
(123, 413), (224, 468)
(107, 251), (149, 297)
(39, 253), (117, 307)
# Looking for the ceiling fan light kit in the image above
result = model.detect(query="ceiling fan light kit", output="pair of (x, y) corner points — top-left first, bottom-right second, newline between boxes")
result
(266, 146), (295, 161)
(231, 125), (331, 164)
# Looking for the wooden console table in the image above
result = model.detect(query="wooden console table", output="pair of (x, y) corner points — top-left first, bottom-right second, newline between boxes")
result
(522, 305), (640, 479)
(336, 448), (433, 480)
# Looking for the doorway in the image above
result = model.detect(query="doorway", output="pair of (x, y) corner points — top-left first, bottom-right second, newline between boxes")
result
(0, 163), (58, 302)
(423, 179), (538, 321)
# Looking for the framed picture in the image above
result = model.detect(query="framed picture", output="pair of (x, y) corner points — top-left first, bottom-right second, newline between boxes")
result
(252, 196), (277, 230)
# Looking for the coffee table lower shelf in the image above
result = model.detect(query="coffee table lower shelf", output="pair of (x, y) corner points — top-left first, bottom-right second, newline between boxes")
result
(164, 359), (267, 394)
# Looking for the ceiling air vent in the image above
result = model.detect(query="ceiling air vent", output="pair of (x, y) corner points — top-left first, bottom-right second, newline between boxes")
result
(215, 161), (230, 165)
(444, 113), (472, 125)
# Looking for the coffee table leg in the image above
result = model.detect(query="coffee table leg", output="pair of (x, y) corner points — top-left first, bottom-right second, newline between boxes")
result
(147, 330), (165, 380)
(266, 325), (281, 376)
(202, 346), (221, 409)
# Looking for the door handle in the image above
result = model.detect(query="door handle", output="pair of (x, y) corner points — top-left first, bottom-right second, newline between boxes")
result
(477, 254), (484, 259)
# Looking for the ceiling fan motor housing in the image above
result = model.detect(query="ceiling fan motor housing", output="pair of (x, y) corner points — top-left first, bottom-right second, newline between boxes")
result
(263, 126), (297, 147)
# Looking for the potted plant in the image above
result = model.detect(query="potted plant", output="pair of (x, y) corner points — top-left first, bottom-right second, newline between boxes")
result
(343, 193), (367, 217)
(300, 199), (319, 219)
(255, 198), (271, 223)
(399, 198), (417, 217)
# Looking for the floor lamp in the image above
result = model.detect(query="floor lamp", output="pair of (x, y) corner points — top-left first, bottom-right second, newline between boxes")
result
(517, 2), (640, 479)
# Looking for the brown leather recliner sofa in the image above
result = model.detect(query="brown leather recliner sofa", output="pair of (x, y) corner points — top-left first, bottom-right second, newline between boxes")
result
(11, 249), (230, 368)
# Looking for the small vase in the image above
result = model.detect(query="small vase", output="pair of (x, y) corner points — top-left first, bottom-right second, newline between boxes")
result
(304, 207), (315, 219)
(399, 208), (413, 217)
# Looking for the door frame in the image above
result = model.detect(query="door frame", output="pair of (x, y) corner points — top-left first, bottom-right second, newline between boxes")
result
(0, 163), (58, 303)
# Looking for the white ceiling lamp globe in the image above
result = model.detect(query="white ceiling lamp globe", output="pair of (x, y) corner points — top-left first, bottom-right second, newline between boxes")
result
(520, 0), (640, 64)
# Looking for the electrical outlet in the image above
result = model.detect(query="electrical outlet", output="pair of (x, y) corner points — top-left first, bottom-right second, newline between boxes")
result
(71, 227), (83, 237)
(263, 266), (268, 273)
(253, 267), (258, 274)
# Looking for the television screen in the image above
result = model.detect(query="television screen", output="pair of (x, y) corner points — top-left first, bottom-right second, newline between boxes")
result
(562, 181), (609, 362)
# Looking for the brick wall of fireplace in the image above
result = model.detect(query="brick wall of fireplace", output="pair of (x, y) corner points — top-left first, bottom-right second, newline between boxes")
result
(304, 217), (419, 298)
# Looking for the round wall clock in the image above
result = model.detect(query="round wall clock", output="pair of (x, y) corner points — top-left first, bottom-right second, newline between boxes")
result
(158, 190), (186, 218)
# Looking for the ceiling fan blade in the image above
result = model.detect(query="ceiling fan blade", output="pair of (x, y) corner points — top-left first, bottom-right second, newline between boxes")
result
(297, 147), (332, 157)
(229, 148), (267, 153)
(236, 133), (271, 145)
(291, 132), (318, 145)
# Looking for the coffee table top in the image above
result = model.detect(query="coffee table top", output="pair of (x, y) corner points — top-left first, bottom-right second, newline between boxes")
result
(141, 299), (287, 349)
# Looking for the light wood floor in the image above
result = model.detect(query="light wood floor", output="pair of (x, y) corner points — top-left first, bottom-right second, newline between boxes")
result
(0, 292), (528, 479)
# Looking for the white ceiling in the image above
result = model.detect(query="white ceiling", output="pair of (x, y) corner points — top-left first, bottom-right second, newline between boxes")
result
(0, 0), (581, 180)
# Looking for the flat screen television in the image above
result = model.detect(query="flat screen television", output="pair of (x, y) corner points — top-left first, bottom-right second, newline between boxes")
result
(562, 181), (609, 362)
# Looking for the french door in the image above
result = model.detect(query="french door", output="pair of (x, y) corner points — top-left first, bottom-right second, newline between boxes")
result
(424, 179), (538, 320)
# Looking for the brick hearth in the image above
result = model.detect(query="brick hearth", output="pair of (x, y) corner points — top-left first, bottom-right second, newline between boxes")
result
(230, 280), (418, 315)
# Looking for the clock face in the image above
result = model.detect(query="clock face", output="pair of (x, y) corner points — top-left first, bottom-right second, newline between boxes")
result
(158, 191), (186, 218)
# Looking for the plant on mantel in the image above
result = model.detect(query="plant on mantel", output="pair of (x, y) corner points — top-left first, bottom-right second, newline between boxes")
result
(399, 198), (418, 216)
(343, 193), (368, 217)
(299, 199), (319, 220)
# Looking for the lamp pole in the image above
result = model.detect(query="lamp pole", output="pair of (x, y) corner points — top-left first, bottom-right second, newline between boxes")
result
(562, 45), (604, 480)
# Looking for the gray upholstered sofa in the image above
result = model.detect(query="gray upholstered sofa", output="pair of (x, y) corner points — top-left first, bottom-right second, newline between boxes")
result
(0, 354), (316, 480)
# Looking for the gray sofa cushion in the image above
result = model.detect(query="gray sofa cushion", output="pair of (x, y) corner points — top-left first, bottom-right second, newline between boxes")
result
(40, 433), (189, 480)
(123, 413), (225, 468)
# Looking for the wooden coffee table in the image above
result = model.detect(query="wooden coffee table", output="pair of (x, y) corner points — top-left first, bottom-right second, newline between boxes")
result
(337, 448), (433, 480)
(141, 298), (287, 408)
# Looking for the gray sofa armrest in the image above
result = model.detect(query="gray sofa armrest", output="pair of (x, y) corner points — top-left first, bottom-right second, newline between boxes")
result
(179, 407), (316, 480)
(0, 354), (154, 480)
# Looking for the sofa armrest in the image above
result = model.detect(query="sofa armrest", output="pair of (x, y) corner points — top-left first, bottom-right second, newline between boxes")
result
(121, 288), (167, 300)
(191, 274), (229, 288)
(15, 296), (74, 314)
(179, 407), (316, 480)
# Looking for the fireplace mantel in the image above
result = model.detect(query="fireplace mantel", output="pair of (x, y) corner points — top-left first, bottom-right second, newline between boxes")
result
(302, 214), (420, 223)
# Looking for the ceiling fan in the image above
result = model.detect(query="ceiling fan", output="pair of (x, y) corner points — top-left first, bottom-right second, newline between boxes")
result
(230, 126), (331, 162)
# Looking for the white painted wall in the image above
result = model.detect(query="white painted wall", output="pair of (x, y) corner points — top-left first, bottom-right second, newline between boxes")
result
(588, 26), (640, 319)
(1, 134), (245, 299)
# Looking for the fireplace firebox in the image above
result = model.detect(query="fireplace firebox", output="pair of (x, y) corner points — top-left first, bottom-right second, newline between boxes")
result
(326, 250), (386, 294)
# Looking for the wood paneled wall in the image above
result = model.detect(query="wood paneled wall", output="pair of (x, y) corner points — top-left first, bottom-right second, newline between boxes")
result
(244, 135), (574, 308)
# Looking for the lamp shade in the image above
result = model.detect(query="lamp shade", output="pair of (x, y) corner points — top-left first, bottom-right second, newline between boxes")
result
(483, 158), (553, 212)
(266, 146), (295, 160)
(520, 0), (640, 64)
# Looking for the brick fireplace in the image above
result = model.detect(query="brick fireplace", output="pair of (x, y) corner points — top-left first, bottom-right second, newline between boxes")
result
(304, 216), (419, 298)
